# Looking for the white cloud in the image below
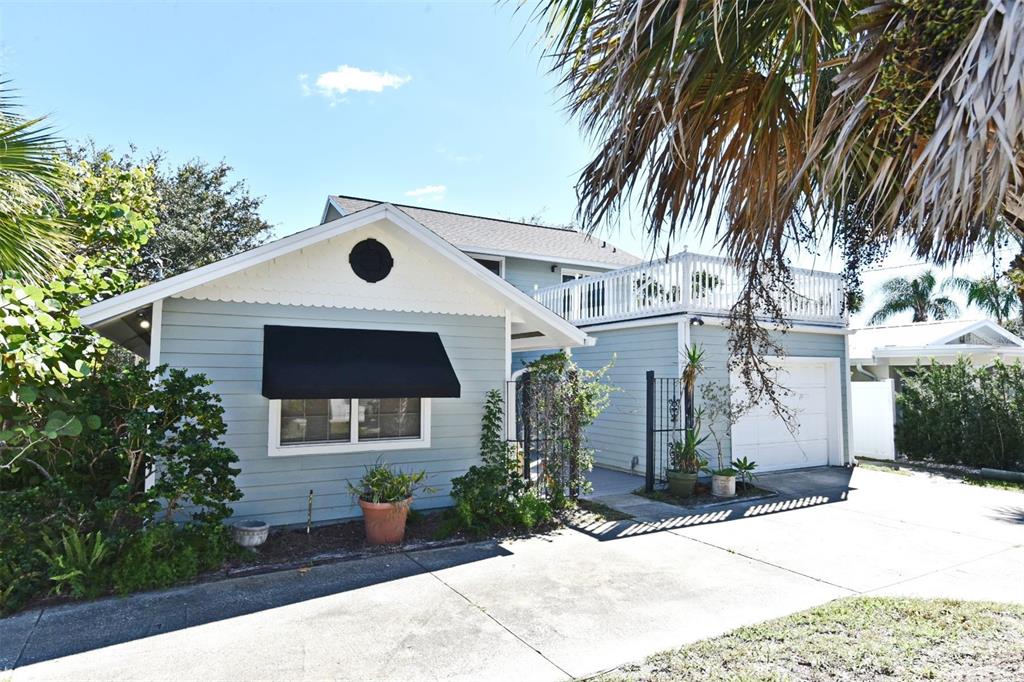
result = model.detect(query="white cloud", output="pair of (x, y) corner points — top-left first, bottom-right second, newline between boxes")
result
(404, 185), (446, 200)
(310, 65), (411, 100)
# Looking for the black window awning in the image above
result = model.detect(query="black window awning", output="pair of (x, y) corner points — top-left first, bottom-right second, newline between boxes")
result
(261, 325), (461, 399)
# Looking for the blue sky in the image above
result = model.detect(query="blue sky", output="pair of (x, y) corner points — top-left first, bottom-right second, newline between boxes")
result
(0, 1), (1008, 325)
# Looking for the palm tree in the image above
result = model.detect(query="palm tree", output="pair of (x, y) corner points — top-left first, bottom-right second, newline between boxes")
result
(0, 83), (70, 281)
(945, 275), (1020, 326)
(538, 1), (1023, 316)
(869, 271), (959, 325)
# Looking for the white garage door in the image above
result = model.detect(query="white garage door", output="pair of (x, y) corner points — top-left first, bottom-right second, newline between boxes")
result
(730, 359), (841, 472)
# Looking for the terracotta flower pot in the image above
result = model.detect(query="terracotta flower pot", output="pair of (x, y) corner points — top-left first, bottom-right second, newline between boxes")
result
(666, 470), (698, 498)
(358, 497), (412, 545)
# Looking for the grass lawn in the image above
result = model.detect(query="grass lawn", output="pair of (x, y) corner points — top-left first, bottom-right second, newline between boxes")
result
(599, 597), (1024, 681)
(964, 475), (1024, 493)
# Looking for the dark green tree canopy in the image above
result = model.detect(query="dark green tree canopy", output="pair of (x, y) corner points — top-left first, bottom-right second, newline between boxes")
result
(68, 145), (273, 283)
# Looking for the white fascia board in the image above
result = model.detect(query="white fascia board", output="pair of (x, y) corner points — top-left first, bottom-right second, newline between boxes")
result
(873, 345), (1024, 359)
(581, 313), (852, 335)
(930, 319), (1024, 348)
(79, 203), (590, 350)
(448, 245), (636, 271)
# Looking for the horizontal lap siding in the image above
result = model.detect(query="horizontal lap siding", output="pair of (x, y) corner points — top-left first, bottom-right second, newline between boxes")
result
(572, 324), (680, 473)
(504, 257), (608, 295)
(690, 325), (849, 463)
(160, 298), (505, 526)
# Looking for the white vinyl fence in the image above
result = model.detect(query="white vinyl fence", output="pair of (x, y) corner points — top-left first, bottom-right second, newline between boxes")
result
(851, 380), (896, 460)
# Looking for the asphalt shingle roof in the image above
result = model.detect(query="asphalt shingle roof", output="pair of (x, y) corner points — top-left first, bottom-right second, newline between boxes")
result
(329, 195), (640, 268)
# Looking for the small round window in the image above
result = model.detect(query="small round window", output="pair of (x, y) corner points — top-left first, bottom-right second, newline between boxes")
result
(349, 239), (394, 283)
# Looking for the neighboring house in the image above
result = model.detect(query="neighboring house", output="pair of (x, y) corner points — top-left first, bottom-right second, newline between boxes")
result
(79, 196), (851, 526)
(847, 318), (1024, 461)
(849, 318), (1024, 384)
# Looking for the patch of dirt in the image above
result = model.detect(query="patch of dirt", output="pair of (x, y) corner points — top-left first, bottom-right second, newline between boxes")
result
(223, 510), (464, 572)
(637, 481), (773, 509)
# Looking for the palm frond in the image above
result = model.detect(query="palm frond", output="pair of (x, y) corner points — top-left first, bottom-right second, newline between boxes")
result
(0, 81), (70, 280)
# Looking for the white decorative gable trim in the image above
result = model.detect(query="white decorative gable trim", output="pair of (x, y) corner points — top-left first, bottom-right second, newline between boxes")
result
(180, 220), (506, 318)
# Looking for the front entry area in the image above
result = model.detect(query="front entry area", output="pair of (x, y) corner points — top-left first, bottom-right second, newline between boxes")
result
(730, 357), (844, 472)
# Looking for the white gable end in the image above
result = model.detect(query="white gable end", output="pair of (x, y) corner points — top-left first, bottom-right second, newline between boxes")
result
(179, 218), (506, 317)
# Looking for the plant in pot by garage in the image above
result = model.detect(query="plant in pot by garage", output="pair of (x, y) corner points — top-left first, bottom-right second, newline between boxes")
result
(732, 456), (759, 493)
(666, 412), (709, 498)
(700, 381), (752, 499)
(348, 462), (434, 545)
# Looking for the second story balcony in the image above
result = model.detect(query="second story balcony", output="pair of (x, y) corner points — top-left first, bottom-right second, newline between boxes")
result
(533, 251), (847, 327)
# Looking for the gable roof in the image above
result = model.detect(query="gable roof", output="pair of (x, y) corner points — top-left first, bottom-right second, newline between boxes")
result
(849, 318), (1024, 361)
(327, 195), (641, 269)
(78, 203), (591, 350)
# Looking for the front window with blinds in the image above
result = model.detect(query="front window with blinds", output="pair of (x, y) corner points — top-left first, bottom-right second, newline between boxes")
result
(276, 398), (424, 451)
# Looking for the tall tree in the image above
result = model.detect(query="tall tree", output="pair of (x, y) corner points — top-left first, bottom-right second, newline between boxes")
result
(539, 0), (1024, 398)
(0, 84), (72, 281)
(69, 146), (273, 283)
(944, 275), (1020, 326)
(869, 271), (960, 325)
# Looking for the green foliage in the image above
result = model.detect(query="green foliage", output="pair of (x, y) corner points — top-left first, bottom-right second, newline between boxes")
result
(524, 352), (614, 505)
(67, 146), (273, 283)
(36, 527), (111, 599)
(1, 154), (157, 474)
(347, 461), (432, 504)
(869, 271), (959, 325)
(896, 358), (1024, 471)
(0, 83), (73, 281)
(446, 389), (554, 534)
(110, 522), (235, 595)
(668, 411), (709, 474)
(732, 456), (759, 486)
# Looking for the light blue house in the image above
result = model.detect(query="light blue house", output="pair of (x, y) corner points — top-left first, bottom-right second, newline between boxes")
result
(80, 195), (851, 526)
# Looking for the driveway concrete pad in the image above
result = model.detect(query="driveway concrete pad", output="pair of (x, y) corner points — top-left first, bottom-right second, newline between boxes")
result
(415, 528), (848, 678)
(5, 466), (1023, 681)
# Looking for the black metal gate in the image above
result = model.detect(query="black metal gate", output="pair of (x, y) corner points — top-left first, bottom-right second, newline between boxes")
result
(505, 373), (574, 498)
(645, 370), (684, 492)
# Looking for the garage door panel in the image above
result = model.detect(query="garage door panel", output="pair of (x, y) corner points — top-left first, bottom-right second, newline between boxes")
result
(773, 364), (827, 388)
(730, 358), (836, 471)
(745, 440), (830, 472)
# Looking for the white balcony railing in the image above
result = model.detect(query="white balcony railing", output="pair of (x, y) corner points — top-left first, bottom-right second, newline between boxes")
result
(533, 251), (846, 327)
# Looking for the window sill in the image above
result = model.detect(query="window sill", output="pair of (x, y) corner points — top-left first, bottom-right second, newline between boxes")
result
(268, 437), (431, 458)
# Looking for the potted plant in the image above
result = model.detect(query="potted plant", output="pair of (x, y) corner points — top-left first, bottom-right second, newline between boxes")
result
(348, 462), (433, 545)
(666, 412), (708, 498)
(699, 381), (752, 499)
(732, 456), (758, 492)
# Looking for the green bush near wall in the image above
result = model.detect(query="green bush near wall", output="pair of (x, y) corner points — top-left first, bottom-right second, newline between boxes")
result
(895, 358), (1024, 471)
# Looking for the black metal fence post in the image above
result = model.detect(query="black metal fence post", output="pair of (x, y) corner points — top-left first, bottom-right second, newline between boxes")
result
(521, 371), (533, 486)
(645, 370), (655, 493)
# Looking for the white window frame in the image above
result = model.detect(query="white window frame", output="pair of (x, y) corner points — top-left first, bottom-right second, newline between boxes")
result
(467, 253), (506, 278)
(268, 398), (432, 457)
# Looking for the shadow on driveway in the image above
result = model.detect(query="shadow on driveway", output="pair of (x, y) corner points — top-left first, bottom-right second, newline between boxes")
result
(575, 466), (854, 541)
(1, 541), (511, 669)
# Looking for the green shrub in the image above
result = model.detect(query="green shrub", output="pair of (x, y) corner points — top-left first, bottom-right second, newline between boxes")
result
(111, 522), (235, 595)
(446, 390), (554, 534)
(896, 358), (1024, 470)
(36, 528), (112, 599)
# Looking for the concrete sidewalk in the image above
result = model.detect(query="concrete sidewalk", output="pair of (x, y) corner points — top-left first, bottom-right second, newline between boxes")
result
(5, 467), (1023, 681)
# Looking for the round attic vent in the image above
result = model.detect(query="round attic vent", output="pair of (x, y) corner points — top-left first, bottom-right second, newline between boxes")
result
(349, 238), (394, 283)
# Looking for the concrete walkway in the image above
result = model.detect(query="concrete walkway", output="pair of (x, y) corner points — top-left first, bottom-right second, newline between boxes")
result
(4, 466), (1023, 681)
